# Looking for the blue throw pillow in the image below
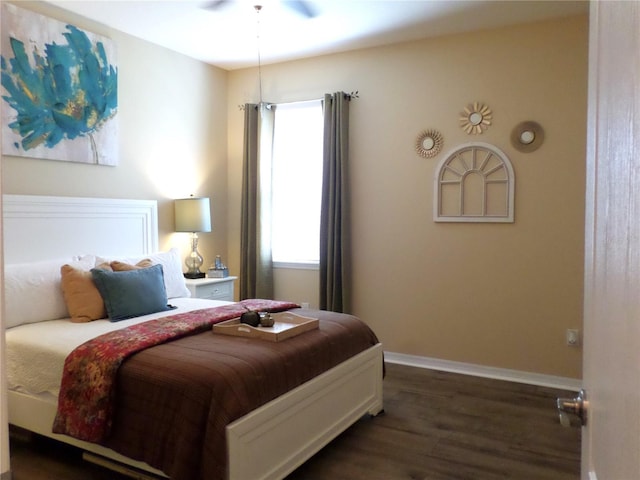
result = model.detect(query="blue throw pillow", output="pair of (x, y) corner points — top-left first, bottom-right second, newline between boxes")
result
(91, 264), (174, 321)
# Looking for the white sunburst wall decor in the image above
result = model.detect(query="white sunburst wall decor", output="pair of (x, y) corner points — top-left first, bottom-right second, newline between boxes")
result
(459, 102), (492, 135)
(415, 129), (444, 158)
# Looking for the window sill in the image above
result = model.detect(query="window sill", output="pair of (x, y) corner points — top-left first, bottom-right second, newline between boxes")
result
(273, 261), (319, 271)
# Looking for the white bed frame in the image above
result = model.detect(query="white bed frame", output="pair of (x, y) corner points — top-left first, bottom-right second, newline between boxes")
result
(4, 194), (384, 480)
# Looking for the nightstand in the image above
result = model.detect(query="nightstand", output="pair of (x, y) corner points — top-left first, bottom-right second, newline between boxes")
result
(184, 276), (237, 302)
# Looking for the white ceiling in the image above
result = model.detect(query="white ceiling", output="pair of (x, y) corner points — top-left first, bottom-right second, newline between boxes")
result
(45, 0), (588, 71)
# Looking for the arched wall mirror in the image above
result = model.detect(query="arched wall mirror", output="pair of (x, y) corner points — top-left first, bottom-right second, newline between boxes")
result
(434, 142), (515, 223)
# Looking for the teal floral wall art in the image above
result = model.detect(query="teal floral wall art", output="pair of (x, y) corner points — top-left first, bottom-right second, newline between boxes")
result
(1, 4), (118, 165)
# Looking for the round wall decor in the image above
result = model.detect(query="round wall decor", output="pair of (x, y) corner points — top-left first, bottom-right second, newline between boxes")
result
(510, 121), (544, 153)
(415, 129), (444, 158)
(459, 102), (493, 135)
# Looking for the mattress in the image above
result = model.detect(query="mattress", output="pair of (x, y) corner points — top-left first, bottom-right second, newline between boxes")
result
(5, 297), (230, 399)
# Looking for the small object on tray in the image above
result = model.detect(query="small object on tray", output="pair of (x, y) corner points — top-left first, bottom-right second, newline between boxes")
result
(213, 311), (318, 342)
(240, 310), (261, 327)
(259, 312), (275, 327)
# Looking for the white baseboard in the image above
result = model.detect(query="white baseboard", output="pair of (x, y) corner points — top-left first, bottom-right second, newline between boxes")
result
(384, 351), (582, 391)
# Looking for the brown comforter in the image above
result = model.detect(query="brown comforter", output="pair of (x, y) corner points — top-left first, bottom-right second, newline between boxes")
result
(101, 308), (379, 480)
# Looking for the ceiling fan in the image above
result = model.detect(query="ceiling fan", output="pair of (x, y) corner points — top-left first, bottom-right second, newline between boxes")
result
(202, 1), (317, 18)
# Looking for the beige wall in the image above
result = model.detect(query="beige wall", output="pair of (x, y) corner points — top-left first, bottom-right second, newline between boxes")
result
(1, 1), (229, 270)
(228, 15), (588, 379)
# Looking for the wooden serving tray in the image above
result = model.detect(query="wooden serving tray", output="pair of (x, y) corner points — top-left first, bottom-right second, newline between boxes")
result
(212, 311), (319, 342)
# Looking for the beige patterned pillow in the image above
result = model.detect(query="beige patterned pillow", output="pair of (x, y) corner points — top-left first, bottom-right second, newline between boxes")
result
(110, 259), (153, 271)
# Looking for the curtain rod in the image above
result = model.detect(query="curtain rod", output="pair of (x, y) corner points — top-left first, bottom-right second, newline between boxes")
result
(238, 102), (273, 111)
(238, 91), (359, 111)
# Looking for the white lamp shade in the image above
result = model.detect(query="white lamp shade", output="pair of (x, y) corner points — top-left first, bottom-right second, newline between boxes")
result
(174, 197), (212, 233)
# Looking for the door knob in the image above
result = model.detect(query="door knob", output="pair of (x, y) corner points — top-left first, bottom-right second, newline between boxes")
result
(557, 389), (587, 427)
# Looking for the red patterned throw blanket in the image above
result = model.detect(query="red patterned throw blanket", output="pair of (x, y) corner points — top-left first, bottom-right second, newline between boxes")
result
(52, 299), (298, 442)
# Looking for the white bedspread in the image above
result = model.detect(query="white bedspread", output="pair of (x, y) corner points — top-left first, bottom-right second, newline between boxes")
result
(5, 297), (231, 398)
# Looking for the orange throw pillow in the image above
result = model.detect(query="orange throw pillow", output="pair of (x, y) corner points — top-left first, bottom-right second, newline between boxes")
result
(60, 264), (111, 322)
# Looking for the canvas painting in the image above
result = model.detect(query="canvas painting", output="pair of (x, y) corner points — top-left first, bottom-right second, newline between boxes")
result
(1, 4), (118, 165)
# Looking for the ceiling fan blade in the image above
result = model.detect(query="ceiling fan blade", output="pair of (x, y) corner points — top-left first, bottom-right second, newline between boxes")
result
(285, 1), (317, 18)
(203, 0), (317, 18)
(201, 0), (230, 11)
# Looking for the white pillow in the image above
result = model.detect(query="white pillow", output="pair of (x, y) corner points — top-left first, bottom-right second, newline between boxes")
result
(4, 257), (95, 328)
(96, 248), (191, 299)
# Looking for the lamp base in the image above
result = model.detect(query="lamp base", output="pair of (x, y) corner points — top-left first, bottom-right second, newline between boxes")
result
(184, 233), (205, 280)
(184, 272), (206, 279)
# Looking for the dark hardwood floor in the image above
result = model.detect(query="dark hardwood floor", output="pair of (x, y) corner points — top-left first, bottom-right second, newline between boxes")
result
(287, 363), (581, 480)
(9, 363), (581, 480)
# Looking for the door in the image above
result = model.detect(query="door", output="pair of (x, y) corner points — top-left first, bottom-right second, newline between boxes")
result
(582, 1), (640, 479)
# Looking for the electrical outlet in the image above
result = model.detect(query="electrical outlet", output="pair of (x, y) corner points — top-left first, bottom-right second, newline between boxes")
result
(566, 329), (580, 347)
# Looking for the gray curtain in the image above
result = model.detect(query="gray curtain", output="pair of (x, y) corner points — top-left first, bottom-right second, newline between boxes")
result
(320, 92), (351, 312)
(240, 103), (275, 299)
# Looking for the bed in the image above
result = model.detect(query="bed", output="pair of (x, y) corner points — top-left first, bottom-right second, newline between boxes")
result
(3, 194), (384, 480)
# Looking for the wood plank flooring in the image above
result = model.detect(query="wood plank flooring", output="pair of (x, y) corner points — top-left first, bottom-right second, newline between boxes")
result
(8, 363), (581, 480)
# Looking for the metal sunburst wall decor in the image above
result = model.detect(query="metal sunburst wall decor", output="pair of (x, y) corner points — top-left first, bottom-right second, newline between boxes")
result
(415, 129), (444, 158)
(459, 102), (493, 135)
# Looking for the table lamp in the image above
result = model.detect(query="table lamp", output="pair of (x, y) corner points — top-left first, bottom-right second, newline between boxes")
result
(174, 196), (211, 279)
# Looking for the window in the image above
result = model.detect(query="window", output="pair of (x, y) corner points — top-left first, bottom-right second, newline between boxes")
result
(271, 100), (323, 266)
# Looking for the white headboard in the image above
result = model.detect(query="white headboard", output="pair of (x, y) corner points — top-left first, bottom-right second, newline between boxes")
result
(3, 195), (158, 264)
